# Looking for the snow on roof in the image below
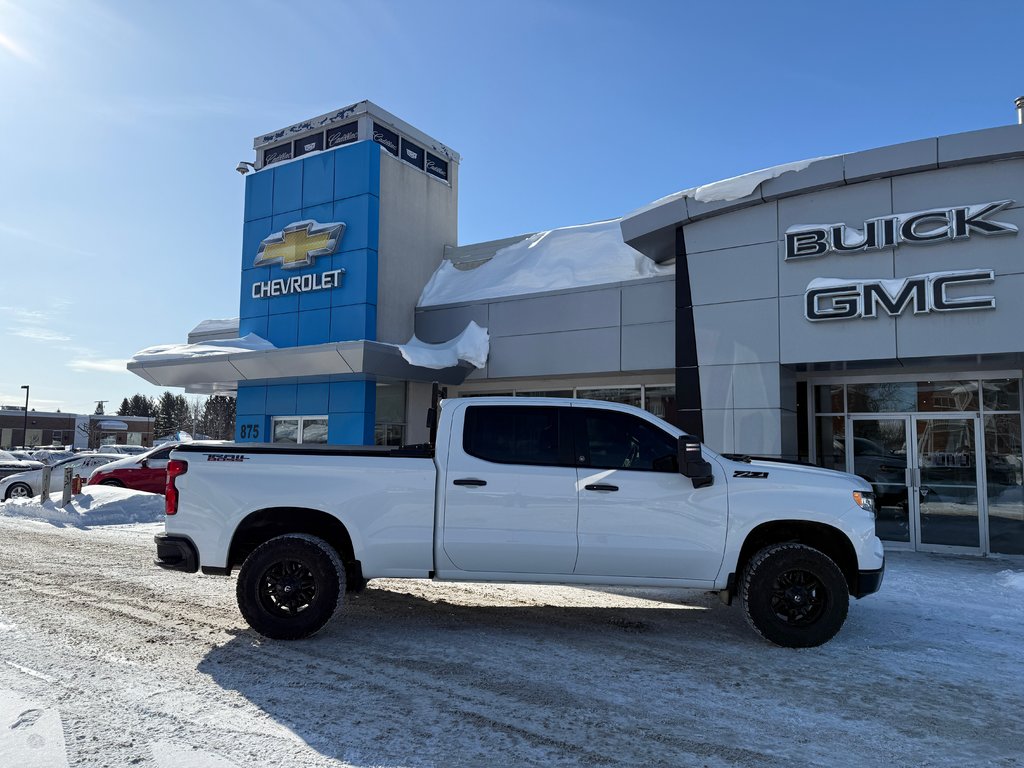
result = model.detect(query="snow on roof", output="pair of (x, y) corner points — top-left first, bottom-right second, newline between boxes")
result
(417, 219), (673, 307)
(0, 486), (164, 527)
(628, 155), (836, 218)
(399, 321), (489, 370)
(189, 318), (240, 335)
(131, 333), (275, 363)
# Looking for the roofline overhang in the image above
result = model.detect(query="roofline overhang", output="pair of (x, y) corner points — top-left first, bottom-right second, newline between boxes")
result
(621, 124), (1024, 262)
(127, 339), (476, 391)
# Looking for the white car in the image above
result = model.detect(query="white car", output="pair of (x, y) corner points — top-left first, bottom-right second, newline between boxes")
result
(0, 449), (44, 481)
(95, 445), (150, 456)
(0, 454), (123, 500)
(30, 449), (76, 464)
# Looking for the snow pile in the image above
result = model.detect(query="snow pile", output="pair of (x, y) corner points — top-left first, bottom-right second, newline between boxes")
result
(693, 156), (832, 202)
(0, 486), (164, 527)
(629, 155), (836, 217)
(189, 317), (240, 335)
(998, 570), (1024, 591)
(131, 333), (275, 362)
(399, 321), (489, 369)
(417, 219), (673, 307)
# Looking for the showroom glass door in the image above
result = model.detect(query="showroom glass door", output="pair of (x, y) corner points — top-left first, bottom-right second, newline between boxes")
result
(910, 415), (983, 552)
(848, 417), (913, 546)
(848, 415), (984, 551)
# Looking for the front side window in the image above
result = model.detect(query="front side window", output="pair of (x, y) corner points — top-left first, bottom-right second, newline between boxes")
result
(463, 406), (571, 466)
(577, 409), (677, 472)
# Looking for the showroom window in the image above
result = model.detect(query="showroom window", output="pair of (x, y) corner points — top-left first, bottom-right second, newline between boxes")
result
(375, 382), (407, 447)
(272, 416), (329, 444)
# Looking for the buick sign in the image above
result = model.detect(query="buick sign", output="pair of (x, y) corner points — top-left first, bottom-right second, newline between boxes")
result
(786, 200), (1017, 260)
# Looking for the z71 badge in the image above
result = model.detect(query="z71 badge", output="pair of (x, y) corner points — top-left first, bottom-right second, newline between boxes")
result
(733, 470), (769, 479)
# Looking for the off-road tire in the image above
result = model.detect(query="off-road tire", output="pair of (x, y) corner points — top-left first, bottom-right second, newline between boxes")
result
(236, 533), (345, 640)
(740, 543), (849, 648)
(99, 479), (125, 488)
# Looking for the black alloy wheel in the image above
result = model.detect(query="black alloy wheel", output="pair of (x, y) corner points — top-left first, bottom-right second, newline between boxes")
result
(740, 543), (849, 648)
(258, 558), (318, 617)
(769, 568), (827, 626)
(236, 534), (345, 640)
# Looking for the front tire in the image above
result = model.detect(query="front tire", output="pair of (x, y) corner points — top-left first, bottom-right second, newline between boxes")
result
(5, 482), (32, 500)
(236, 534), (345, 640)
(740, 543), (849, 648)
(100, 479), (124, 487)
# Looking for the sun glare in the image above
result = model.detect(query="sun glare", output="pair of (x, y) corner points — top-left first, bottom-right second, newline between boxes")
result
(0, 29), (32, 62)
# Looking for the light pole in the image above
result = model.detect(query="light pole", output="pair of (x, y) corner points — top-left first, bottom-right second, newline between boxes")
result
(20, 385), (29, 448)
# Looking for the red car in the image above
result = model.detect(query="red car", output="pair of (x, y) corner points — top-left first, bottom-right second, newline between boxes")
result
(87, 443), (178, 494)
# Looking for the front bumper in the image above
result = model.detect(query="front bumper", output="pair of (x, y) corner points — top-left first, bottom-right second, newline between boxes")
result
(853, 558), (885, 598)
(154, 534), (199, 573)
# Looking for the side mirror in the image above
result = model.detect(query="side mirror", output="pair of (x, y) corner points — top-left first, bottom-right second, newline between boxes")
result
(140, 459), (149, 468)
(678, 435), (714, 488)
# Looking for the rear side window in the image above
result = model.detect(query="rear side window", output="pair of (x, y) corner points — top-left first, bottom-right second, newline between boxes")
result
(463, 406), (572, 466)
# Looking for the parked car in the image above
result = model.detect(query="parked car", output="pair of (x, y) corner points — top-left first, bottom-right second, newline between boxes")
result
(0, 450), (44, 481)
(95, 445), (150, 456)
(86, 444), (180, 494)
(29, 449), (76, 465)
(0, 453), (122, 500)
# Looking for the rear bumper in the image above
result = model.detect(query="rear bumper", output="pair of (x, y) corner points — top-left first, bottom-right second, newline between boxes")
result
(154, 534), (198, 573)
(853, 558), (885, 598)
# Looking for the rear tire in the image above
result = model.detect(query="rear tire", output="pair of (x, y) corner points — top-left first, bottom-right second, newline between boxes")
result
(740, 543), (849, 648)
(236, 534), (345, 640)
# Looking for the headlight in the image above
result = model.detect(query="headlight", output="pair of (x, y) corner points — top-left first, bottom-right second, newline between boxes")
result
(853, 490), (875, 518)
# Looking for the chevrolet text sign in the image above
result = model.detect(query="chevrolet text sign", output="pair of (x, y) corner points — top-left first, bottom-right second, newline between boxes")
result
(251, 219), (347, 299)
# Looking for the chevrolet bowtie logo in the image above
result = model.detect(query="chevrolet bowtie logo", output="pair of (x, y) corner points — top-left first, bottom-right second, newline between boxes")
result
(253, 220), (346, 270)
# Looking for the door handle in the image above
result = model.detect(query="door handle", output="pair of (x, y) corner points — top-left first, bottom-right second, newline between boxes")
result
(453, 478), (487, 487)
(585, 483), (619, 492)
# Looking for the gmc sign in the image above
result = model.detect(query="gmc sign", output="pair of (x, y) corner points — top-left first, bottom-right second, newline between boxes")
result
(805, 270), (996, 321)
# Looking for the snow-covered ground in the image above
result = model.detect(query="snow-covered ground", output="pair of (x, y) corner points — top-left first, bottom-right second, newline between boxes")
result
(0, 493), (1022, 767)
(0, 485), (164, 527)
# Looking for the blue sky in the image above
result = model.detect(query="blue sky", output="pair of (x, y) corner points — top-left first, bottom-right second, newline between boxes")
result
(2, 0), (1023, 414)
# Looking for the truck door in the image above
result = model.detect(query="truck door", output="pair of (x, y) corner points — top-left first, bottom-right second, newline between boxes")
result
(573, 407), (728, 582)
(442, 405), (579, 574)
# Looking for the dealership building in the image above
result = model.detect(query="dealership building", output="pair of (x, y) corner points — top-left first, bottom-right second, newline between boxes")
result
(128, 101), (1024, 557)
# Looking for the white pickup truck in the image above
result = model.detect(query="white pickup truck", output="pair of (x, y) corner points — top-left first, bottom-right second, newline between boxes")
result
(155, 397), (884, 647)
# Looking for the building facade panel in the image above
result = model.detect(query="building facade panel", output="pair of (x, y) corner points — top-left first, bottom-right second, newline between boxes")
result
(488, 288), (620, 338)
(692, 298), (780, 366)
(688, 241), (779, 305)
(842, 138), (939, 184)
(488, 328), (622, 379)
(684, 201), (778, 255)
(621, 278), (674, 325)
(890, 159), (1024, 213)
(621, 321), (674, 371)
